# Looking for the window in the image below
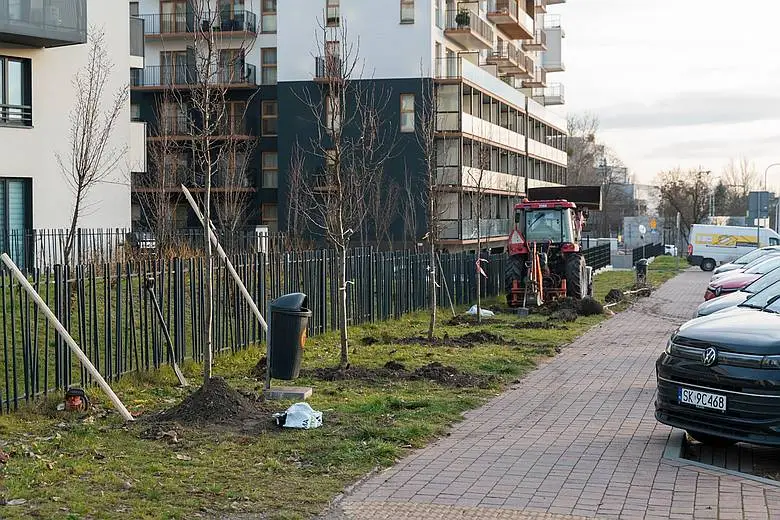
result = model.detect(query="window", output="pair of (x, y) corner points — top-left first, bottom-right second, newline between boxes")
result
(0, 56), (31, 126)
(261, 101), (278, 136)
(219, 48), (245, 83)
(400, 94), (415, 133)
(0, 178), (31, 269)
(400, 0), (414, 23)
(160, 0), (188, 33)
(262, 152), (278, 188)
(160, 50), (188, 85)
(261, 48), (277, 85)
(129, 2), (139, 16)
(262, 203), (278, 232)
(261, 0), (277, 33)
(225, 101), (247, 134)
(131, 103), (141, 121)
(326, 0), (339, 26)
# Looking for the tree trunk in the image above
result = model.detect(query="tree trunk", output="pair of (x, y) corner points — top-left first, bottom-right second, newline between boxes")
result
(65, 187), (84, 266)
(203, 178), (214, 385)
(427, 238), (436, 341)
(337, 244), (349, 368)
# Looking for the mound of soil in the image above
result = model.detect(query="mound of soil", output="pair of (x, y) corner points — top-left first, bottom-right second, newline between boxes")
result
(549, 308), (578, 322)
(384, 360), (407, 371)
(577, 297), (604, 316)
(152, 377), (273, 431)
(605, 289), (624, 303)
(249, 356), (267, 378)
(411, 362), (494, 388)
(388, 330), (517, 348)
(458, 331), (507, 344)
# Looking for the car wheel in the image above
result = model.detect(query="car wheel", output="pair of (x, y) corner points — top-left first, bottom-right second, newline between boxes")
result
(686, 430), (736, 447)
(701, 258), (716, 271)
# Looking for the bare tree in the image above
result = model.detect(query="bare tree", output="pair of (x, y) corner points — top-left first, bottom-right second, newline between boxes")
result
(466, 142), (491, 324)
(162, 0), (258, 383)
(368, 176), (400, 250)
(297, 19), (396, 368)
(285, 143), (307, 251)
(215, 137), (257, 247)
(566, 113), (601, 186)
(58, 28), (128, 265)
(657, 168), (711, 240)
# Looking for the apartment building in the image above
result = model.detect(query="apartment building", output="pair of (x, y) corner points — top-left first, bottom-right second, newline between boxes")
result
(276, 0), (568, 249)
(0, 1), (143, 253)
(130, 0), (278, 231)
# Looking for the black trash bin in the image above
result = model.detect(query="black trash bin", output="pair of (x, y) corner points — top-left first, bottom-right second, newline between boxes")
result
(269, 293), (312, 380)
(635, 259), (648, 282)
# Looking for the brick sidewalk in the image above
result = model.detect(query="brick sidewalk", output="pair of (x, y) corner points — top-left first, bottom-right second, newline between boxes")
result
(321, 271), (780, 520)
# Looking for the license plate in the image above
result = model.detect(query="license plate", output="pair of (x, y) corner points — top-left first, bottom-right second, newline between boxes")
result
(678, 387), (727, 411)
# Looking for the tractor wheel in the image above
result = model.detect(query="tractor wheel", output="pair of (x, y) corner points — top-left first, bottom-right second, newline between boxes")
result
(565, 254), (586, 299)
(505, 254), (525, 295)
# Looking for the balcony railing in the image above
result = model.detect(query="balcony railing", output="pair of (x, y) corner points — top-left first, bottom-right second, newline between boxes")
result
(131, 64), (257, 88)
(522, 67), (547, 87)
(523, 29), (547, 50)
(0, 103), (32, 126)
(488, 40), (523, 67)
(535, 0), (548, 12)
(532, 83), (565, 105)
(444, 9), (494, 47)
(140, 10), (257, 36)
(543, 14), (562, 29)
(0, 0), (86, 47)
(314, 56), (343, 81)
(130, 17), (144, 58)
(154, 116), (191, 136)
(489, 0), (518, 19)
(441, 219), (511, 240)
(434, 56), (462, 79)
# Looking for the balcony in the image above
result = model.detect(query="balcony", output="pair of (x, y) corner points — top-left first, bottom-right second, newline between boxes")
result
(313, 56), (343, 83)
(534, 0), (548, 13)
(522, 67), (547, 87)
(140, 10), (257, 37)
(130, 16), (144, 69)
(131, 64), (257, 89)
(547, 0), (566, 3)
(441, 219), (511, 241)
(532, 83), (565, 106)
(486, 41), (526, 76)
(444, 9), (494, 50)
(522, 29), (547, 51)
(486, 0), (533, 41)
(132, 168), (256, 193)
(0, 0), (86, 48)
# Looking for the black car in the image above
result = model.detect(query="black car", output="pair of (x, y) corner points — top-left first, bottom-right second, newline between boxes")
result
(656, 294), (780, 446)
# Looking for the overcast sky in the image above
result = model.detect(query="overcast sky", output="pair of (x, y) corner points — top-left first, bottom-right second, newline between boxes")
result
(560, 0), (780, 186)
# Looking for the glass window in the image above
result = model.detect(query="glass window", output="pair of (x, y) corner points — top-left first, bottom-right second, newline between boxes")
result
(261, 48), (277, 85)
(131, 103), (141, 121)
(400, 0), (414, 23)
(525, 209), (572, 243)
(0, 56), (30, 126)
(262, 152), (278, 188)
(400, 93), (415, 133)
(262, 100), (278, 136)
(326, 0), (340, 26)
(129, 2), (139, 16)
(262, 203), (279, 232)
(261, 0), (277, 33)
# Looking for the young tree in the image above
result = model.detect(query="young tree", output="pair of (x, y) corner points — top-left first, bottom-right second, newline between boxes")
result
(466, 142), (491, 324)
(657, 168), (711, 240)
(285, 143), (307, 251)
(297, 19), (396, 368)
(58, 29), (128, 265)
(566, 112), (601, 186)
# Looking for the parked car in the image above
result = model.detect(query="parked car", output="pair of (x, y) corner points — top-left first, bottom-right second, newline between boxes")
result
(704, 255), (780, 300)
(696, 267), (780, 317)
(712, 246), (780, 276)
(708, 252), (780, 284)
(656, 295), (780, 446)
(664, 244), (678, 256)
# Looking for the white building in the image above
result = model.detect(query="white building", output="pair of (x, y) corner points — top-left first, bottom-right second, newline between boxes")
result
(277, 0), (568, 249)
(0, 0), (143, 243)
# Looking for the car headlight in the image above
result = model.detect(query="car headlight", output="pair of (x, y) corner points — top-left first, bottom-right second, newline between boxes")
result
(665, 338), (673, 355)
(762, 356), (780, 369)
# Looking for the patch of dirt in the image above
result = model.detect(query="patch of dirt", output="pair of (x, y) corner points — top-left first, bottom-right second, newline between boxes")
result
(605, 289), (624, 303)
(387, 330), (518, 348)
(360, 336), (380, 346)
(446, 314), (478, 326)
(301, 363), (494, 389)
(249, 356), (267, 378)
(577, 296), (604, 316)
(144, 377), (277, 434)
(511, 321), (567, 330)
(549, 308), (578, 322)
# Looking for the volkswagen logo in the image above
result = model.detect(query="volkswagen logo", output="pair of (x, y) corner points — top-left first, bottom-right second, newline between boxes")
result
(715, 286), (722, 296)
(702, 347), (718, 367)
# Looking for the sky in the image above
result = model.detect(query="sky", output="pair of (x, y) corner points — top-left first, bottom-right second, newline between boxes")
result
(559, 0), (780, 186)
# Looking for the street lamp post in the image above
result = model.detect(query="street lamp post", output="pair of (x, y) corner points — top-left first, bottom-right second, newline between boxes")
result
(757, 164), (780, 247)
(765, 163), (780, 234)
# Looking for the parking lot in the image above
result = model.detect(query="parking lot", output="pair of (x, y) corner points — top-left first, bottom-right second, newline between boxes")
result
(323, 269), (780, 520)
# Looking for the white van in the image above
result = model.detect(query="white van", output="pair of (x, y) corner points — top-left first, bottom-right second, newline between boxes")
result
(688, 224), (780, 271)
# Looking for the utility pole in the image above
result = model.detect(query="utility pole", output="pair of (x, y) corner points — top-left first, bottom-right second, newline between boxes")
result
(524, 96), (530, 196)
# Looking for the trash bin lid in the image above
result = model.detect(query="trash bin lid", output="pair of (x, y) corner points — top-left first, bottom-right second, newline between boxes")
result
(270, 292), (309, 312)
(636, 259), (649, 266)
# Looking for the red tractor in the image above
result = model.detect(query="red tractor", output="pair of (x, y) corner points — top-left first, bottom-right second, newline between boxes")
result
(505, 186), (603, 307)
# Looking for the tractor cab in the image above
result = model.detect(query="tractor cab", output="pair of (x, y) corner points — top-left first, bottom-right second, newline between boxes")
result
(505, 186), (602, 307)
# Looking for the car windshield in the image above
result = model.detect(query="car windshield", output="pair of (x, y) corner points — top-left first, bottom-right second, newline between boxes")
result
(523, 209), (572, 243)
(745, 265), (780, 293)
(734, 248), (771, 265)
(744, 255), (780, 275)
(741, 279), (780, 309)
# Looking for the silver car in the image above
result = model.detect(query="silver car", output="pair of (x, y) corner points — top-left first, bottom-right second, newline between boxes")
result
(712, 246), (780, 275)
(697, 266), (780, 317)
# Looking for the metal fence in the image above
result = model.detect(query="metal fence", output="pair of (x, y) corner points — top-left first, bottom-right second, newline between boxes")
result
(632, 243), (664, 265)
(0, 248), (508, 412)
(583, 244), (611, 271)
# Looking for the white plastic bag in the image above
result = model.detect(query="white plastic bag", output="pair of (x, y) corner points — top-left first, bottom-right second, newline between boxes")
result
(466, 305), (494, 318)
(273, 402), (323, 429)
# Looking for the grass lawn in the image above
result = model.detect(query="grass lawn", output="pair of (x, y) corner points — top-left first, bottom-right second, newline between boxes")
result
(0, 262), (682, 520)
